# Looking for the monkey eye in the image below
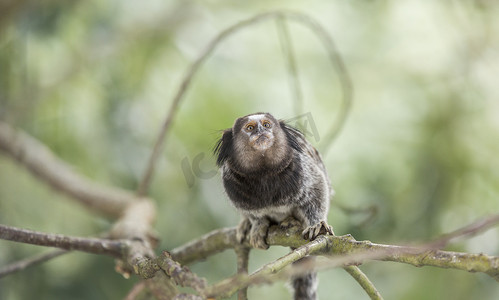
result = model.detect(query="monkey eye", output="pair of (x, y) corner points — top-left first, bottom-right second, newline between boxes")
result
(246, 124), (255, 131)
(262, 121), (272, 128)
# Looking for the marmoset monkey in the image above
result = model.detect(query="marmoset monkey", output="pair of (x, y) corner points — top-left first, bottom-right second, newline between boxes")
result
(214, 112), (333, 300)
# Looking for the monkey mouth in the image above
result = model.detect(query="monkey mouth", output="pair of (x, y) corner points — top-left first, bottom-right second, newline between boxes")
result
(250, 134), (274, 151)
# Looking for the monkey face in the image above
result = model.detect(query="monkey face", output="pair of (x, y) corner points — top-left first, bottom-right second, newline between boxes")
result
(215, 112), (295, 174)
(233, 113), (279, 154)
(242, 115), (275, 151)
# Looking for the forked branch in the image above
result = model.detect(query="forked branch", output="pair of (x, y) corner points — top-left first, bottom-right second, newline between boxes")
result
(171, 221), (499, 284)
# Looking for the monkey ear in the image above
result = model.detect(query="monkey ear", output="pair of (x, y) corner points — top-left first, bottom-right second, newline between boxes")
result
(214, 129), (233, 166)
(280, 121), (304, 153)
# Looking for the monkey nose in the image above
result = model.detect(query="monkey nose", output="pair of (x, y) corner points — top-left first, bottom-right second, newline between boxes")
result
(256, 123), (265, 133)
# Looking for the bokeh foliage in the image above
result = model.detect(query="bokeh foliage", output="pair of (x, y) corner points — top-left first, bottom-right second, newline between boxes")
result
(1, 1), (499, 299)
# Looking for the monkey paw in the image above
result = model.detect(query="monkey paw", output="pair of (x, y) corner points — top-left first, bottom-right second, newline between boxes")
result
(249, 222), (270, 250)
(302, 221), (334, 240)
(250, 230), (269, 250)
(237, 217), (270, 249)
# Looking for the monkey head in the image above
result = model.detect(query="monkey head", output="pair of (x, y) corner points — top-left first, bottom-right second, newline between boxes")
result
(215, 112), (293, 175)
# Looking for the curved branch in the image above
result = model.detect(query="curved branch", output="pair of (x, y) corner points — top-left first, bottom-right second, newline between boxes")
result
(137, 9), (351, 196)
(0, 121), (135, 217)
(284, 12), (353, 155)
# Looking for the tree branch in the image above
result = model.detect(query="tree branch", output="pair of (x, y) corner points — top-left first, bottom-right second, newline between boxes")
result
(234, 246), (250, 300)
(198, 227), (499, 299)
(425, 214), (499, 249)
(0, 249), (68, 278)
(202, 236), (352, 298)
(2, 81), (497, 298)
(146, 272), (180, 300)
(343, 266), (383, 300)
(0, 120), (182, 296)
(171, 222), (499, 285)
(0, 121), (134, 217)
(0, 224), (126, 257)
(171, 227), (237, 265)
(108, 199), (158, 277)
(157, 251), (207, 294)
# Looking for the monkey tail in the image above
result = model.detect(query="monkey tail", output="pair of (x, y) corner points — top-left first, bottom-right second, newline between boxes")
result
(291, 257), (318, 300)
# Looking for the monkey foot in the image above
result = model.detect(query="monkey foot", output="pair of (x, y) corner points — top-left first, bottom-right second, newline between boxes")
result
(249, 218), (270, 250)
(237, 217), (270, 250)
(302, 221), (334, 240)
(249, 230), (269, 250)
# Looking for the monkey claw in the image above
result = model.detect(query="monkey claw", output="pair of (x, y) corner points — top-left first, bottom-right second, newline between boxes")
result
(302, 221), (335, 240)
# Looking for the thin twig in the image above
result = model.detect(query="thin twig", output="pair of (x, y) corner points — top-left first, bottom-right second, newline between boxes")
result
(0, 249), (68, 278)
(253, 236), (328, 276)
(137, 10), (352, 196)
(425, 213), (499, 249)
(343, 266), (383, 300)
(0, 224), (126, 257)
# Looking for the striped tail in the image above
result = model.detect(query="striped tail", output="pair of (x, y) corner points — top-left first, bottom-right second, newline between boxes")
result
(292, 257), (318, 300)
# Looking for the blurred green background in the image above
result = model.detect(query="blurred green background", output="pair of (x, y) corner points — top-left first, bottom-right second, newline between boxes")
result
(1, 1), (499, 299)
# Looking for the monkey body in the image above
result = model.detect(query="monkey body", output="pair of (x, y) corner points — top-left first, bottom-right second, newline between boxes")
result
(215, 113), (333, 300)
(219, 137), (331, 245)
